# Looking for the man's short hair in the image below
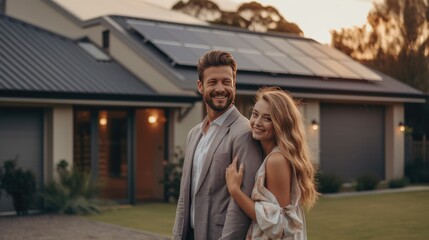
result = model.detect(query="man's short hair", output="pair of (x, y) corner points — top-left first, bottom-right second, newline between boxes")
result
(197, 50), (237, 82)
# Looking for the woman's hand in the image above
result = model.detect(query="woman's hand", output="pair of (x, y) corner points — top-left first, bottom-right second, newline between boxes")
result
(225, 156), (244, 195)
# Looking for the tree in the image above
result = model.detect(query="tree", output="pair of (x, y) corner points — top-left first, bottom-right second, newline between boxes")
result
(332, 0), (428, 92)
(331, 0), (429, 137)
(172, 0), (303, 35)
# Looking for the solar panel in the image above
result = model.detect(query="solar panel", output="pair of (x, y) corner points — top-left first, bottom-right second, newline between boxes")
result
(127, 19), (383, 82)
(155, 42), (198, 66)
(266, 52), (312, 75)
(292, 56), (338, 78)
(239, 34), (279, 54)
(311, 42), (350, 60)
(342, 61), (382, 81)
(213, 31), (255, 51)
(237, 50), (284, 73)
(184, 43), (210, 55)
(288, 39), (328, 58)
(264, 36), (306, 57)
(162, 25), (207, 45)
(230, 51), (262, 71)
(319, 59), (362, 79)
(128, 20), (173, 42)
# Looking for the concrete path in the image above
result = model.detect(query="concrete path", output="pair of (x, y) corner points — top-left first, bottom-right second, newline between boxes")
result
(0, 214), (169, 240)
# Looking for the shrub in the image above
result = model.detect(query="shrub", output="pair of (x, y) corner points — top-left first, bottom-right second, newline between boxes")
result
(405, 158), (429, 183)
(161, 147), (184, 202)
(388, 178), (409, 189)
(316, 172), (343, 193)
(0, 157), (37, 215)
(356, 174), (379, 191)
(41, 160), (103, 215)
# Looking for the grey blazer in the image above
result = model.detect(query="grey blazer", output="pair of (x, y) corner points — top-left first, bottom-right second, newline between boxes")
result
(173, 107), (262, 240)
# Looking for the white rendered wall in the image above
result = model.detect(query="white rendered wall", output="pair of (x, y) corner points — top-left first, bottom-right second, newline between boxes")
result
(302, 101), (321, 165)
(6, 0), (84, 38)
(51, 106), (73, 180)
(385, 104), (405, 180)
(172, 102), (203, 160)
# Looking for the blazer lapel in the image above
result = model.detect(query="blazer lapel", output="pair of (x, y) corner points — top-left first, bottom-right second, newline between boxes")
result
(195, 108), (241, 193)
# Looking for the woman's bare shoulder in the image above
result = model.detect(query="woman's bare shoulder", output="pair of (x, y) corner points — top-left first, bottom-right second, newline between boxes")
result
(266, 152), (291, 175)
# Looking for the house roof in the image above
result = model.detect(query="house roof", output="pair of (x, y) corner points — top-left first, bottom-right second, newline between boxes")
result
(0, 15), (198, 104)
(107, 16), (425, 102)
(49, 0), (206, 25)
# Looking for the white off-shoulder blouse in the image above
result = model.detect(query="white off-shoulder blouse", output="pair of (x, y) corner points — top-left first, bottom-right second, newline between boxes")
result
(246, 147), (306, 240)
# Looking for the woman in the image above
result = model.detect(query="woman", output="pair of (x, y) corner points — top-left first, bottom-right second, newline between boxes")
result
(226, 87), (318, 240)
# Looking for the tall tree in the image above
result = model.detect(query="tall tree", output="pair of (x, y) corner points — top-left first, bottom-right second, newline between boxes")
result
(332, 0), (429, 92)
(332, 0), (429, 137)
(172, 0), (303, 35)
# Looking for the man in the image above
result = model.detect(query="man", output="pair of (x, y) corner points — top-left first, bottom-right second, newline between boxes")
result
(172, 50), (262, 240)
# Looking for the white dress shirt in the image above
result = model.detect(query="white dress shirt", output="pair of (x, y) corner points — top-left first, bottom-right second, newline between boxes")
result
(190, 106), (235, 228)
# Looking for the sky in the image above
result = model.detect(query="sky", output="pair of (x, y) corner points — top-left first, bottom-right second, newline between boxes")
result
(151, 0), (381, 44)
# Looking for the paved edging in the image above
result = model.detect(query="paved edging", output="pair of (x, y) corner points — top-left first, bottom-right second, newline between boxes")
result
(322, 185), (429, 198)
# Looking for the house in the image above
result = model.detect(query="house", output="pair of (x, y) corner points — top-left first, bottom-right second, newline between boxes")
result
(0, 14), (200, 213)
(1, 0), (426, 213)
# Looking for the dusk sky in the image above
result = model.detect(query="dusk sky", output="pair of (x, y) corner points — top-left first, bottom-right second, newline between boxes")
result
(152, 0), (381, 44)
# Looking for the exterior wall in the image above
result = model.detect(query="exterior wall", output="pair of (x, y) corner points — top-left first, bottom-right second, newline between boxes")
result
(108, 33), (188, 94)
(385, 104), (405, 180)
(303, 101), (320, 165)
(135, 109), (166, 201)
(6, 0), (84, 38)
(172, 102), (203, 157)
(51, 106), (73, 180)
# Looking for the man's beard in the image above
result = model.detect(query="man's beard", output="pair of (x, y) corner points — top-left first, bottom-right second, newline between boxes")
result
(205, 94), (233, 112)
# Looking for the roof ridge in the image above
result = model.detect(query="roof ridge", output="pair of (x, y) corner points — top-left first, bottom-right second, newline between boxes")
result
(0, 14), (74, 42)
(110, 15), (315, 42)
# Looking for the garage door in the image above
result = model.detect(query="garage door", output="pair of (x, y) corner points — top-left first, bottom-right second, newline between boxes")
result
(0, 108), (43, 213)
(320, 103), (385, 182)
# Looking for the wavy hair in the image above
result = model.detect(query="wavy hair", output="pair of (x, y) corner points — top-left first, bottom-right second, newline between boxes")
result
(255, 87), (318, 209)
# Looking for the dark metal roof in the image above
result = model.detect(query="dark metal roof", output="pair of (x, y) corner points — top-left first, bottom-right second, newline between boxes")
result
(109, 15), (425, 100)
(0, 15), (156, 99)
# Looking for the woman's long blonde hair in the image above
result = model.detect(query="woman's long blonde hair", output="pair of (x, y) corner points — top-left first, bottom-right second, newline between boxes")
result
(255, 87), (318, 209)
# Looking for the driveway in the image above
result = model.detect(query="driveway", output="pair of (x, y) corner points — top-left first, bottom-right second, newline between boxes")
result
(0, 214), (169, 240)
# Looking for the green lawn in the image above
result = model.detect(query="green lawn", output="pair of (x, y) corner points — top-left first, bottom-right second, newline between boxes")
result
(86, 190), (429, 239)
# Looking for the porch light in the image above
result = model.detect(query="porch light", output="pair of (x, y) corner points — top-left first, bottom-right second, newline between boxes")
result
(99, 117), (107, 126)
(311, 120), (319, 130)
(148, 115), (158, 124)
(399, 122), (405, 132)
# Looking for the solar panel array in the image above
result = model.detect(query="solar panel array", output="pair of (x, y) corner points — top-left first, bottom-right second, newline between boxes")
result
(127, 19), (382, 81)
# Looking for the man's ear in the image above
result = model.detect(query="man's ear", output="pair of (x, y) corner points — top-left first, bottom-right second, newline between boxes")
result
(197, 80), (203, 95)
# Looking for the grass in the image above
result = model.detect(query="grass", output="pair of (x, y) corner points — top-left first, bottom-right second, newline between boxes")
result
(86, 190), (429, 239)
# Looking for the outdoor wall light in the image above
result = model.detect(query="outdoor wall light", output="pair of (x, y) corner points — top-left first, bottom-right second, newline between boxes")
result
(311, 120), (319, 130)
(99, 117), (107, 126)
(148, 115), (158, 124)
(399, 122), (405, 132)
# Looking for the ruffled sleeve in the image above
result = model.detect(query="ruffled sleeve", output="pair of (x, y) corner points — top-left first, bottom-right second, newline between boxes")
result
(254, 200), (303, 239)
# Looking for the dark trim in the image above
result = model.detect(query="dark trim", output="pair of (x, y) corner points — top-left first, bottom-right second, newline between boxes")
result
(90, 111), (99, 181)
(127, 109), (136, 205)
(0, 90), (201, 103)
(237, 84), (428, 101)
(102, 30), (110, 49)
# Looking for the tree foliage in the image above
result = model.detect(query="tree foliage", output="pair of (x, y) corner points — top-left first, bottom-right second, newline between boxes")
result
(331, 0), (429, 93)
(172, 0), (303, 35)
